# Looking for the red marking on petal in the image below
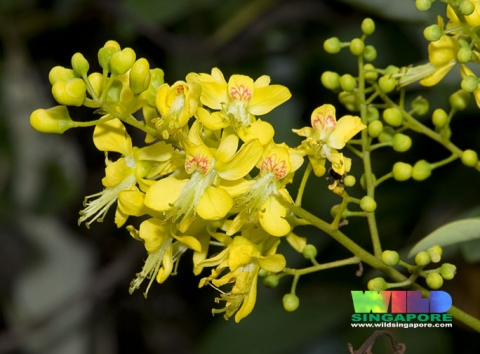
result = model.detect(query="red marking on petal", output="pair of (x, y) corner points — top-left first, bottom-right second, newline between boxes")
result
(229, 85), (252, 101)
(261, 154), (287, 179)
(312, 113), (336, 132)
(185, 154), (210, 174)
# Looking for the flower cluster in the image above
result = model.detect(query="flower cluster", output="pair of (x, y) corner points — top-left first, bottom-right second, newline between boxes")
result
(30, 40), (365, 322)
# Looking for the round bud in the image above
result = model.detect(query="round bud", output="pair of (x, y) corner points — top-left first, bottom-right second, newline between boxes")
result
(344, 175), (356, 187)
(415, 0), (432, 11)
(378, 126), (395, 143)
(283, 294), (300, 312)
(98, 44), (120, 71)
(144, 68), (166, 106)
(105, 79), (123, 104)
(382, 250), (400, 266)
(392, 133), (412, 152)
(432, 108), (448, 128)
(360, 196), (377, 212)
(330, 204), (342, 218)
(423, 24), (443, 42)
(51, 78), (87, 107)
(378, 75), (397, 93)
(392, 162), (413, 181)
(88, 72), (103, 98)
(412, 160), (432, 181)
(129, 58), (151, 95)
(415, 251), (431, 266)
(324, 37), (342, 54)
(361, 18), (375, 35)
(364, 63), (378, 82)
(461, 149), (478, 167)
(71, 52), (89, 77)
(411, 96), (429, 115)
(461, 75), (478, 93)
(440, 263), (457, 280)
(110, 47), (136, 75)
(426, 273), (444, 289)
(48, 66), (78, 85)
(338, 91), (357, 108)
(368, 277), (388, 291)
(30, 106), (76, 134)
(368, 120), (383, 138)
(321, 71), (341, 91)
(349, 38), (365, 56)
(367, 106), (380, 122)
(360, 173), (376, 190)
(302, 244), (318, 259)
(457, 46), (473, 63)
(384, 65), (399, 75)
(383, 107), (403, 127)
(449, 90), (471, 111)
(340, 74), (356, 92)
(363, 45), (377, 62)
(427, 245), (443, 263)
(263, 274), (280, 288)
(460, 0), (475, 15)
(258, 269), (268, 277)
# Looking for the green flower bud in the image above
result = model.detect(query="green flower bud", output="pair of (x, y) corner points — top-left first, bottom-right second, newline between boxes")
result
(364, 63), (378, 82)
(449, 90), (470, 111)
(105, 79), (124, 104)
(71, 52), (89, 77)
(461, 75), (478, 92)
(144, 68), (165, 106)
(368, 277), (388, 291)
(324, 37), (342, 54)
(392, 162), (413, 181)
(321, 71), (341, 91)
(361, 18), (375, 35)
(98, 41), (121, 71)
(461, 149), (478, 167)
(30, 106), (76, 134)
(432, 108), (448, 128)
(378, 75), (397, 93)
(384, 65), (399, 75)
(360, 196), (377, 212)
(258, 269), (268, 277)
(360, 173), (376, 190)
(427, 245), (443, 263)
(129, 58), (151, 95)
(344, 175), (356, 187)
(457, 46), (473, 63)
(382, 250), (400, 266)
(378, 125), (395, 143)
(415, 251), (430, 266)
(412, 160), (432, 181)
(340, 74), (356, 92)
(383, 107), (403, 127)
(423, 24), (443, 42)
(110, 48), (136, 75)
(51, 78), (86, 107)
(303, 244), (318, 259)
(411, 96), (429, 115)
(426, 273), (443, 289)
(349, 38), (365, 56)
(415, 0), (432, 11)
(367, 106), (380, 122)
(440, 263), (457, 280)
(368, 120), (383, 138)
(48, 66), (78, 85)
(283, 294), (300, 312)
(88, 72), (103, 98)
(460, 0), (475, 15)
(338, 91), (357, 107)
(363, 45), (377, 62)
(263, 274), (280, 288)
(392, 133), (412, 152)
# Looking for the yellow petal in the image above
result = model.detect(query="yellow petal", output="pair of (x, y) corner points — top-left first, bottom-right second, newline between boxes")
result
(135, 141), (173, 162)
(144, 177), (188, 211)
(197, 186), (233, 220)
(237, 120), (274, 145)
(328, 115), (365, 149)
(248, 85), (291, 115)
(173, 235), (202, 252)
(102, 158), (133, 188)
(93, 118), (132, 156)
(216, 139), (263, 180)
(234, 271), (258, 323)
(309, 156), (326, 177)
(419, 61), (456, 87)
(139, 218), (169, 253)
(197, 107), (229, 130)
(228, 75), (254, 102)
(214, 133), (239, 162)
(311, 104), (336, 134)
(285, 231), (307, 253)
(197, 70), (228, 109)
(254, 75), (271, 87)
(117, 189), (146, 215)
(259, 195), (290, 236)
(157, 245), (173, 283)
(257, 254), (286, 273)
(220, 179), (255, 198)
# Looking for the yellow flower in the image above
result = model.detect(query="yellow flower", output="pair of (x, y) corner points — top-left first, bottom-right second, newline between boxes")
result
(128, 217), (202, 297)
(79, 118), (176, 227)
(293, 104), (365, 177)
(145, 123), (263, 232)
(420, 34), (458, 87)
(460, 64), (480, 107)
(227, 143), (303, 237)
(187, 68), (291, 144)
(199, 235), (286, 322)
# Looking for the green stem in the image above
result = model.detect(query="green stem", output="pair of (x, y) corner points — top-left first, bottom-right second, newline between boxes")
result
(295, 162), (313, 206)
(284, 256), (360, 276)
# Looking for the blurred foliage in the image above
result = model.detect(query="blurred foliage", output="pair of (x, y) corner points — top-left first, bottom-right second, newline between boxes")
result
(1, 0), (480, 353)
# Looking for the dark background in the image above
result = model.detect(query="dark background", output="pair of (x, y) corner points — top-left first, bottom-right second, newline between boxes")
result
(1, 0), (480, 353)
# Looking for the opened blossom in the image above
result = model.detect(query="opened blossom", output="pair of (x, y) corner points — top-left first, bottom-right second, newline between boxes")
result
(293, 104), (365, 177)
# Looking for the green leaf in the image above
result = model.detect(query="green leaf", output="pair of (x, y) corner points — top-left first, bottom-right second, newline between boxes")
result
(409, 218), (480, 257)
